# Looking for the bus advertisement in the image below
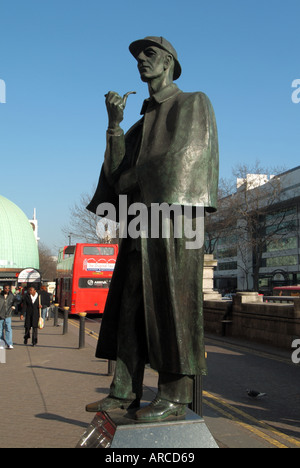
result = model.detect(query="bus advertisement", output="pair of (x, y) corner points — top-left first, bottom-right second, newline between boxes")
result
(56, 243), (118, 315)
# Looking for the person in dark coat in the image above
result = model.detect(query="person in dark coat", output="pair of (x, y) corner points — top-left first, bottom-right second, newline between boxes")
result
(20, 286), (41, 346)
(85, 36), (219, 422)
(0, 285), (17, 349)
(40, 285), (51, 320)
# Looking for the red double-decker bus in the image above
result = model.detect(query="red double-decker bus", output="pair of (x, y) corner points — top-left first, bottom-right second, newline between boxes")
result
(56, 243), (118, 315)
(273, 286), (300, 297)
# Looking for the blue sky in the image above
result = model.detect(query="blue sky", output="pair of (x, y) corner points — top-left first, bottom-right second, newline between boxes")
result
(0, 0), (299, 253)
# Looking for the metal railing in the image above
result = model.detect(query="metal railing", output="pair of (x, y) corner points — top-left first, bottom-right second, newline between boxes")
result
(263, 296), (297, 303)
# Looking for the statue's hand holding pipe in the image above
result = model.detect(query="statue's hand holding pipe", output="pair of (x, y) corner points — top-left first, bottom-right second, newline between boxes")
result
(105, 91), (136, 131)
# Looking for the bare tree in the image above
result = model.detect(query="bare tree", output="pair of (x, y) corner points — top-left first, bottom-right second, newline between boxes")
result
(205, 177), (236, 254)
(207, 161), (297, 291)
(39, 242), (57, 281)
(233, 163), (296, 290)
(62, 190), (119, 245)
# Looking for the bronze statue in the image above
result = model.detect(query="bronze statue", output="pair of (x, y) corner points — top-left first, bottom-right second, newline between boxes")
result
(86, 36), (219, 422)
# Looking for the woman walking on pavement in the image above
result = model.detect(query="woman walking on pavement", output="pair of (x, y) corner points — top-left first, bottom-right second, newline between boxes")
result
(21, 286), (42, 346)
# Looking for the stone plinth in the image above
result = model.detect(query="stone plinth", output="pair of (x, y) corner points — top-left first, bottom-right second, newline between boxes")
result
(203, 254), (222, 300)
(77, 408), (218, 449)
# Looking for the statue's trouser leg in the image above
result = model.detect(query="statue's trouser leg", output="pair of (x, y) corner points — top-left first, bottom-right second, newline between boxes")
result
(109, 250), (147, 401)
(108, 250), (194, 405)
(110, 366), (194, 405)
(158, 373), (194, 404)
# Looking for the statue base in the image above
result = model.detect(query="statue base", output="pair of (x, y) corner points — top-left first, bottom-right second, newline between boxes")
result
(76, 406), (218, 449)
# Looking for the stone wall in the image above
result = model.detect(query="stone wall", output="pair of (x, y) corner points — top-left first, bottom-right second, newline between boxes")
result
(203, 294), (300, 349)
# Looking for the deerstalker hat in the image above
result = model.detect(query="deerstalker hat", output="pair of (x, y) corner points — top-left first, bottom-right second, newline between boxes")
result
(129, 36), (182, 80)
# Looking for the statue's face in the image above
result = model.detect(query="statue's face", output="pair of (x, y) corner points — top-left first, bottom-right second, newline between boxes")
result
(136, 46), (167, 82)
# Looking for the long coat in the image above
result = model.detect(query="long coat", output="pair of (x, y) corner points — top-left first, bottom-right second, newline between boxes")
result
(22, 293), (41, 329)
(87, 84), (219, 376)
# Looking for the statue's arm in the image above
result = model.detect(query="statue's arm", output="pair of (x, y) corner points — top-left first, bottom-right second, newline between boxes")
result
(103, 91), (135, 185)
(103, 91), (125, 183)
(104, 129), (126, 183)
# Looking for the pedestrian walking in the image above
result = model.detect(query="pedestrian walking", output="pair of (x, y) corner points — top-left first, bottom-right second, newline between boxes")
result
(0, 284), (17, 349)
(20, 286), (42, 347)
(14, 287), (23, 315)
(40, 285), (51, 321)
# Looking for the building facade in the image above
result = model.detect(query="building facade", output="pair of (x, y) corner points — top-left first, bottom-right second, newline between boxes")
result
(209, 166), (300, 294)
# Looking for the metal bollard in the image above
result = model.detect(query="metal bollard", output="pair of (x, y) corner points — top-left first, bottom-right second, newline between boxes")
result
(54, 303), (59, 327)
(107, 360), (116, 376)
(0, 339), (6, 364)
(78, 313), (87, 349)
(189, 375), (203, 417)
(189, 351), (207, 417)
(63, 307), (69, 335)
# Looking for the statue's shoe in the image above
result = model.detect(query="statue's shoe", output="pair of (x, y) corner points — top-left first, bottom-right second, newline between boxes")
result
(85, 395), (140, 412)
(135, 397), (186, 422)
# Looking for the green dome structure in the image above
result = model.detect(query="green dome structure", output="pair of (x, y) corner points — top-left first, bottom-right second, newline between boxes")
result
(0, 195), (39, 271)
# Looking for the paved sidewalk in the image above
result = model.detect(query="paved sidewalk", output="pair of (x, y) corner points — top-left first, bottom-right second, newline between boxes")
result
(1, 315), (286, 448)
(0, 316), (123, 448)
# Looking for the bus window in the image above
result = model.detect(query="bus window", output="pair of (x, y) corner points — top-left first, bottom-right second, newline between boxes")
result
(83, 246), (115, 256)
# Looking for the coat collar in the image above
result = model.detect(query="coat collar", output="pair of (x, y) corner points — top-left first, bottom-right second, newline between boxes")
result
(30, 292), (39, 303)
(140, 83), (181, 115)
(0, 291), (12, 299)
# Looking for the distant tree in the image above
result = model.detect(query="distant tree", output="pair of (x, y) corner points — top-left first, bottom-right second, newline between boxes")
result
(232, 163), (296, 291)
(206, 161), (297, 291)
(38, 242), (57, 281)
(62, 190), (119, 245)
(205, 177), (236, 255)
